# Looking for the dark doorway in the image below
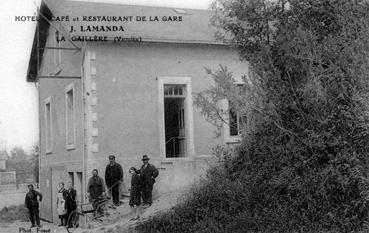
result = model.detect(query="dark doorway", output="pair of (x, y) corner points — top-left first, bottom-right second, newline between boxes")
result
(164, 85), (186, 158)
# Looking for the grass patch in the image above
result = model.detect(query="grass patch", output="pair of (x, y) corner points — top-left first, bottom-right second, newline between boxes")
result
(0, 204), (29, 223)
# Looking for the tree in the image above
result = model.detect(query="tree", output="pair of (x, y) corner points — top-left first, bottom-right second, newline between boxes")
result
(7, 147), (36, 184)
(200, 0), (369, 231)
(30, 146), (39, 183)
(138, 0), (369, 232)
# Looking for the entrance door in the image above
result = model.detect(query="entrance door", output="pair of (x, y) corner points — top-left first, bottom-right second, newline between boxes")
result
(164, 85), (186, 158)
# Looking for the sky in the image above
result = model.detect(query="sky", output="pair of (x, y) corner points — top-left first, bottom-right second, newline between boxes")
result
(0, 0), (214, 153)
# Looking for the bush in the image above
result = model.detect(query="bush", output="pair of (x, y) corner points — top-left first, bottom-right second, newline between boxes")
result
(0, 204), (29, 223)
(137, 0), (369, 232)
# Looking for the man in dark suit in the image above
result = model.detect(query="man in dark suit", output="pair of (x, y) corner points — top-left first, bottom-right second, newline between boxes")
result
(139, 155), (159, 208)
(24, 184), (43, 228)
(105, 155), (123, 206)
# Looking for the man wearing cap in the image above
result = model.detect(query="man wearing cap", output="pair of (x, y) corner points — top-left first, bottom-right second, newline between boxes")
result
(105, 155), (123, 206)
(24, 184), (43, 228)
(139, 155), (159, 208)
(87, 169), (106, 203)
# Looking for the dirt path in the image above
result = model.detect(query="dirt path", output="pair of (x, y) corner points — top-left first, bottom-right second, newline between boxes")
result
(89, 191), (186, 233)
(0, 191), (186, 233)
(84, 191), (186, 233)
(0, 221), (61, 233)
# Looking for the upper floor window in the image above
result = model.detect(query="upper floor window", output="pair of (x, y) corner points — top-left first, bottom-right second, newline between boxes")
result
(65, 83), (75, 149)
(44, 97), (52, 153)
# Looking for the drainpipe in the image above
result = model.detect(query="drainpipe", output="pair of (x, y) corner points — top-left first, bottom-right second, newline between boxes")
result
(81, 42), (87, 203)
(35, 81), (41, 189)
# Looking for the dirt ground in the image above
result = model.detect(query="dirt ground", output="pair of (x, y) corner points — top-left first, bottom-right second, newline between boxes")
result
(0, 190), (186, 233)
(0, 221), (61, 233)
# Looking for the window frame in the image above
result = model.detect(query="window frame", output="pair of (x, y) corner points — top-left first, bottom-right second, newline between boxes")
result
(157, 77), (195, 160)
(65, 83), (76, 150)
(44, 96), (53, 154)
(222, 82), (246, 144)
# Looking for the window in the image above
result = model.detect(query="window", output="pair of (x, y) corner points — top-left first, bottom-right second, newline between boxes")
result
(68, 172), (74, 184)
(158, 77), (195, 158)
(76, 172), (83, 202)
(65, 83), (75, 149)
(229, 100), (247, 137)
(164, 85), (185, 97)
(222, 83), (247, 143)
(44, 97), (52, 153)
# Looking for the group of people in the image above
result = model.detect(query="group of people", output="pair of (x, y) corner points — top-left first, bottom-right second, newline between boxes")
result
(86, 154), (159, 220)
(24, 154), (159, 228)
(129, 154), (159, 219)
(56, 181), (77, 227)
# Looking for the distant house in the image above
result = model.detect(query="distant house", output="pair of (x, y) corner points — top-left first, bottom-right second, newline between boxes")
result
(0, 151), (17, 185)
(26, 0), (247, 222)
(0, 151), (7, 171)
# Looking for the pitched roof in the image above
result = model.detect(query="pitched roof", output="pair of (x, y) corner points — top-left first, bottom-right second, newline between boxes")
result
(27, 0), (225, 81)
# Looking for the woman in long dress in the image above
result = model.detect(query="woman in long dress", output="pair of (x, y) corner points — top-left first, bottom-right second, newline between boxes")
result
(57, 182), (68, 226)
(129, 167), (142, 221)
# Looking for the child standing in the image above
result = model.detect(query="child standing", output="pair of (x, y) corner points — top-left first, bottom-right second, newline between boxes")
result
(129, 167), (141, 220)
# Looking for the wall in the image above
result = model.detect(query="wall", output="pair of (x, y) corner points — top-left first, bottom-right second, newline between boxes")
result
(37, 36), (249, 219)
(86, 42), (247, 194)
(38, 26), (85, 222)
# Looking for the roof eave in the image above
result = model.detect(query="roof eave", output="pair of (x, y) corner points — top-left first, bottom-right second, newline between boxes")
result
(26, 1), (53, 82)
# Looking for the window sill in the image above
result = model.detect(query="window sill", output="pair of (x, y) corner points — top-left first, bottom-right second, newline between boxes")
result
(225, 136), (242, 144)
(66, 144), (75, 150)
(163, 157), (193, 161)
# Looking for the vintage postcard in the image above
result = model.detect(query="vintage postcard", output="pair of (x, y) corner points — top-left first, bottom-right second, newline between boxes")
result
(0, 0), (248, 232)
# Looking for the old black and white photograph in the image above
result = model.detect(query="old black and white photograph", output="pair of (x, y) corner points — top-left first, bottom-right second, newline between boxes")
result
(1, 0), (369, 232)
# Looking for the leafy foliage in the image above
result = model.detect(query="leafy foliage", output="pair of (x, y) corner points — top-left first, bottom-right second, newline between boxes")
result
(137, 0), (369, 232)
(0, 204), (29, 223)
(7, 147), (38, 184)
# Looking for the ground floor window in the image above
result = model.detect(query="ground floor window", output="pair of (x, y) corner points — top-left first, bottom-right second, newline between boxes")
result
(229, 100), (247, 137)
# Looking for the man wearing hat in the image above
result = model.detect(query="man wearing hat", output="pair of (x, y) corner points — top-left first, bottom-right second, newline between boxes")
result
(105, 155), (123, 206)
(24, 184), (43, 228)
(139, 155), (159, 208)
